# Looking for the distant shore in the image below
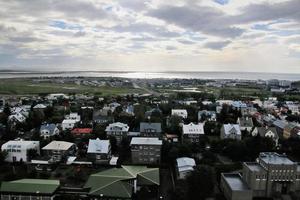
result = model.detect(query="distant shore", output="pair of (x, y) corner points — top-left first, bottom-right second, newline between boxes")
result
(0, 71), (299, 81)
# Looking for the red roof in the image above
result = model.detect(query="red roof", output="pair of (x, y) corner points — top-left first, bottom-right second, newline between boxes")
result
(71, 128), (93, 135)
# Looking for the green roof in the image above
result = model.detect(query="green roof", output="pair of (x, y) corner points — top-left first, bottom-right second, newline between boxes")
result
(1, 179), (60, 194)
(85, 165), (159, 198)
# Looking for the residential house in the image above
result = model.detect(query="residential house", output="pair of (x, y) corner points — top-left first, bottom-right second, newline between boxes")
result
(40, 124), (59, 139)
(176, 157), (196, 179)
(140, 122), (162, 137)
(171, 109), (188, 119)
(1, 140), (40, 162)
(130, 137), (162, 165)
(84, 165), (159, 199)
(105, 122), (129, 143)
(182, 123), (205, 143)
(221, 124), (242, 140)
(283, 123), (300, 139)
(42, 141), (76, 162)
(251, 127), (279, 146)
(87, 138), (111, 164)
(273, 119), (288, 138)
(61, 119), (77, 131)
(237, 116), (254, 132)
(198, 110), (216, 121)
(0, 179), (60, 200)
(65, 113), (81, 122)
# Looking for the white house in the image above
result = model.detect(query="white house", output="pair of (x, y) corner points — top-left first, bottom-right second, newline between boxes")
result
(171, 109), (188, 119)
(105, 122), (129, 143)
(65, 113), (81, 122)
(87, 138), (111, 164)
(1, 140), (40, 162)
(61, 119), (77, 131)
(176, 157), (196, 179)
(221, 124), (242, 140)
(8, 112), (26, 124)
(182, 123), (205, 143)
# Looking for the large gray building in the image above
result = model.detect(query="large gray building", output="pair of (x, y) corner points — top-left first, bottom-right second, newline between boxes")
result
(221, 152), (300, 200)
(130, 137), (162, 165)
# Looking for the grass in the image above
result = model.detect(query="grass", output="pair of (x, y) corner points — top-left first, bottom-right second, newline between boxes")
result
(0, 79), (143, 96)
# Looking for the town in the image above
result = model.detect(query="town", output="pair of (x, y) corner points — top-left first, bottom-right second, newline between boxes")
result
(0, 77), (300, 200)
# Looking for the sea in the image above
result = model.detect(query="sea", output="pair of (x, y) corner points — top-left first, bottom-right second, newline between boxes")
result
(0, 71), (299, 81)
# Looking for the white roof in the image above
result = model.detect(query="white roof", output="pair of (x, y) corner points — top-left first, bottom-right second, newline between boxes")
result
(42, 141), (75, 151)
(33, 104), (47, 109)
(172, 109), (188, 117)
(176, 157), (196, 172)
(62, 119), (77, 124)
(223, 124), (241, 135)
(1, 140), (39, 150)
(130, 137), (162, 145)
(105, 122), (129, 132)
(87, 138), (110, 154)
(182, 123), (204, 135)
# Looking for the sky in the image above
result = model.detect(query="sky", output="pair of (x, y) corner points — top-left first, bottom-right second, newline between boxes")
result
(0, 0), (299, 73)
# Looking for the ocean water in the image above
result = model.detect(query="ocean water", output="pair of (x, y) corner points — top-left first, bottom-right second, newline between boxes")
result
(0, 71), (299, 81)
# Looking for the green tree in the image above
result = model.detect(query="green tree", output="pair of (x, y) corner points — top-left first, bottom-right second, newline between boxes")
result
(186, 165), (215, 200)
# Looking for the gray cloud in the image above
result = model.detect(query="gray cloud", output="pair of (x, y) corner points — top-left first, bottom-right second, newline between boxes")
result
(148, 5), (244, 38)
(236, 0), (300, 24)
(204, 40), (231, 50)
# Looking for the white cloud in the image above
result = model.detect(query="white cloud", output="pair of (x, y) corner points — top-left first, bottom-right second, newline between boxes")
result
(0, 0), (299, 72)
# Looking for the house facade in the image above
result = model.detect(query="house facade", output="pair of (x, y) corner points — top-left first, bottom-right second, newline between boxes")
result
(221, 124), (242, 140)
(140, 122), (162, 137)
(182, 122), (205, 143)
(87, 138), (111, 164)
(1, 140), (40, 163)
(105, 122), (129, 143)
(42, 141), (76, 162)
(130, 137), (162, 165)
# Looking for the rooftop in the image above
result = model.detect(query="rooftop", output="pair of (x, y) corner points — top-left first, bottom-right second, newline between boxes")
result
(0, 179), (60, 194)
(259, 152), (294, 165)
(222, 173), (250, 191)
(130, 137), (162, 145)
(42, 141), (75, 151)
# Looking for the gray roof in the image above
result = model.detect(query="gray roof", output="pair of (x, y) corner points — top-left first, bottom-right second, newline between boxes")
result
(222, 173), (250, 191)
(87, 138), (110, 154)
(130, 137), (162, 146)
(259, 152), (294, 165)
(140, 122), (162, 133)
(40, 124), (57, 135)
(273, 119), (288, 129)
(244, 162), (266, 173)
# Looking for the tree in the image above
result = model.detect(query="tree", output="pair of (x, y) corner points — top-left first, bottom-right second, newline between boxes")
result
(0, 150), (8, 164)
(186, 165), (215, 200)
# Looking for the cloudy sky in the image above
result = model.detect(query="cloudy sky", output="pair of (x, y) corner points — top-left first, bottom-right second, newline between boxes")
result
(0, 0), (299, 72)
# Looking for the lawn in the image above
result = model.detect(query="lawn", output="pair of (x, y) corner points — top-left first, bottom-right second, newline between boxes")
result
(0, 79), (143, 96)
